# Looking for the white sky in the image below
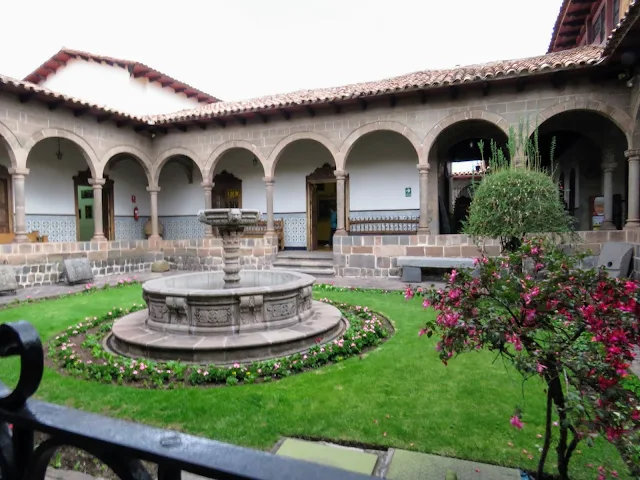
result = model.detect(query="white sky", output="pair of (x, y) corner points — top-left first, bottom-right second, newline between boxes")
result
(0, 0), (562, 102)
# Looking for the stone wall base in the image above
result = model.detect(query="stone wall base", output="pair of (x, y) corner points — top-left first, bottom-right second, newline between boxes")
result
(333, 231), (640, 278)
(1, 237), (277, 289)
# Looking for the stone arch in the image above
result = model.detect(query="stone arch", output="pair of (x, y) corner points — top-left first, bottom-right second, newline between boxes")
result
(153, 146), (204, 186)
(267, 132), (339, 178)
(422, 110), (510, 163)
(24, 128), (100, 178)
(534, 99), (633, 148)
(203, 140), (267, 182)
(339, 121), (422, 169)
(98, 145), (153, 184)
(0, 120), (21, 168)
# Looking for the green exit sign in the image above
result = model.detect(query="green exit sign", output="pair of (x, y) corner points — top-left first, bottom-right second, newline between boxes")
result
(405, 187), (412, 197)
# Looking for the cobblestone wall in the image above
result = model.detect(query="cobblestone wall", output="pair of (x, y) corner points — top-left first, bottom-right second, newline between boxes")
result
(0, 237), (277, 288)
(333, 231), (640, 278)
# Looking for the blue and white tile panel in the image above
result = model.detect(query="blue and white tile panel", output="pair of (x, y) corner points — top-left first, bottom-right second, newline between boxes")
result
(115, 216), (149, 241)
(26, 215), (76, 242)
(274, 213), (306, 248)
(159, 216), (206, 240)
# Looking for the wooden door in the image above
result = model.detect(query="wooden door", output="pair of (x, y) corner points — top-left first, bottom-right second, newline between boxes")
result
(0, 177), (10, 234)
(306, 182), (319, 251)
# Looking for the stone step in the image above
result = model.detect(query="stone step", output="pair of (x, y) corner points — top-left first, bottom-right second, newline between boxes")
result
(277, 251), (334, 261)
(273, 258), (334, 268)
(271, 266), (335, 277)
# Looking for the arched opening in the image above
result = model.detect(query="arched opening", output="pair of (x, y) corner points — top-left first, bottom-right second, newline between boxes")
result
(25, 137), (101, 242)
(0, 138), (14, 241)
(429, 120), (509, 234)
(344, 130), (421, 235)
(274, 139), (337, 251)
(210, 148), (265, 210)
(157, 155), (204, 240)
(103, 154), (153, 240)
(535, 110), (629, 231)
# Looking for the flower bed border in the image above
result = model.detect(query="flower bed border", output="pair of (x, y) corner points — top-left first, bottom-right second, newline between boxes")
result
(47, 296), (393, 389)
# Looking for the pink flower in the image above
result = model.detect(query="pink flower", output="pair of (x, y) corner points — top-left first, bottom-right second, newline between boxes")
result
(449, 269), (457, 283)
(422, 298), (431, 309)
(536, 363), (547, 374)
(510, 416), (524, 429)
(404, 287), (414, 300)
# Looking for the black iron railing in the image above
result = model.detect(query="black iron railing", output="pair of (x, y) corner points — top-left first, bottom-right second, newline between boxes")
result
(0, 321), (376, 479)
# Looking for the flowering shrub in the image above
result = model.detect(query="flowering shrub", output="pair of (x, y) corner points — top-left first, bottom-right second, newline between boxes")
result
(410, 239), (640, 479)
(48, 300), (389, 388)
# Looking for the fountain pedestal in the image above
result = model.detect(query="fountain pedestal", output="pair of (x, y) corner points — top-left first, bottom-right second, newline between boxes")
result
(197, 209), (260, 289)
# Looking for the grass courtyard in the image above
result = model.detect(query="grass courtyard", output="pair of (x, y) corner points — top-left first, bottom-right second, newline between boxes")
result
(0, 284), (632, 479)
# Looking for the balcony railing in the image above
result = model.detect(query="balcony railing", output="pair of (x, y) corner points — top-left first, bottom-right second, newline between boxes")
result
(348, 216), (419, 235)
(0, 321), (375, 479)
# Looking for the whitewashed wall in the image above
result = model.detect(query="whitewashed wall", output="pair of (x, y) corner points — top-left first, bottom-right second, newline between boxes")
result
(41, 59), (203, 116)
(347, 131), (420, 212)
(157, 161), (205, 239)
(105, 157), (151, 240)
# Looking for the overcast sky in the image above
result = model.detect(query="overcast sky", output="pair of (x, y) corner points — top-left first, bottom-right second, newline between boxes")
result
(0, 0), (561, 101)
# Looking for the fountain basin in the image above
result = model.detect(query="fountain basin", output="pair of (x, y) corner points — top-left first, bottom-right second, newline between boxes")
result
(142, 270), (316, 335)
(108, 270), (346, 364)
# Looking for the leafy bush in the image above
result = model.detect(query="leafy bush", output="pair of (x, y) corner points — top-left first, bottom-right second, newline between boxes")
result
(464, 124), (573, 252)
(464, 168), (573, 252)
(409, 239), (640, 479)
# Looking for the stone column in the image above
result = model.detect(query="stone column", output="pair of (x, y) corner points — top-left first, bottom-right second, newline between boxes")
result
(417, 163), (430, 234)
(8, 168), (29, 243)
(600, 161), (617, 231)
(334, 170), (347, 236)
(264, 176), (276, 236)
(201, 181), (214, 237)
(625, 149), (640, 229)
(147, 186), (161, 240)
(88, 178), (107, 241)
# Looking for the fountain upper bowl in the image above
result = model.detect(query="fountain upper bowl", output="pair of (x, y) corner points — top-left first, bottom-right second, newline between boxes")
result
(197, 208), (261, 227)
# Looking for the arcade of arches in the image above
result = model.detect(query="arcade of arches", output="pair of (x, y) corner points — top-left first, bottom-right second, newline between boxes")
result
(0, 102), (639, 284)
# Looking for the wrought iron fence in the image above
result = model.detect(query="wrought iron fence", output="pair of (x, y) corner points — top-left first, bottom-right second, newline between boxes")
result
(348, 217), (419, 235)
(0, 321), (375, 479)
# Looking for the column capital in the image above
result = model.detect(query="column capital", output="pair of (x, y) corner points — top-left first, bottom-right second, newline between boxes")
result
(334, 169), (348, 180)
(263, 176), (275, 186)
(89, 178), (106, 187)
(8, 168), (29, 176)
(601, 161), (617, 173)
(417, 163), (430, 173)
(146, 185), (161, 194)
(625, 149), (640, 161)
(200, 181), (214, 190)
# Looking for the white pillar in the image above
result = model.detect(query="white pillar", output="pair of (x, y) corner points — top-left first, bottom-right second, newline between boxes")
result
(88, 178), (107, 241)
(8, 168), (29, 243)
(147, 186), (161, 240)
(600, 161), (617, 230)
(201, 181), (214, 238)
(417, 163), (430, 234)
(625, 149), (640, 229)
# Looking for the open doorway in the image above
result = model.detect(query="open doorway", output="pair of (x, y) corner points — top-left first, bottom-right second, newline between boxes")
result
(306, 163), (348, 251)
(73, 170), (114, 241)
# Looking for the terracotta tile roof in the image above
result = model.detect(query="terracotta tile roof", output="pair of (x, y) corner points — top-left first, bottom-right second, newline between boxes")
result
(0, 72), (146, 122)
(23, 48), (221, 104)
(150, 46), (605, 124)
(604, 0), (640, 56)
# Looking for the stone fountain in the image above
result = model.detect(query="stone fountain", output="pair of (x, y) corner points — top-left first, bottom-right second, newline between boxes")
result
(108, 209), (344, 364)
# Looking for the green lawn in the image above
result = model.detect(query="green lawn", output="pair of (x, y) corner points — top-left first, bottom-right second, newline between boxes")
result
(0, 285), (630, 478)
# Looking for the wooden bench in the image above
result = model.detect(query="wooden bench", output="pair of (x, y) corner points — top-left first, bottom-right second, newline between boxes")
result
(0, 231), (48, 244)
(398, 256), (476, 282)
(242, 219), (285, 251)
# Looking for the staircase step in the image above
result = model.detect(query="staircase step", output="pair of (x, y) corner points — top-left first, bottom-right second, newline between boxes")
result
(277, 252), (333, 261)
(273, 258), (334, 268)
(272, 266), (335, 277)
